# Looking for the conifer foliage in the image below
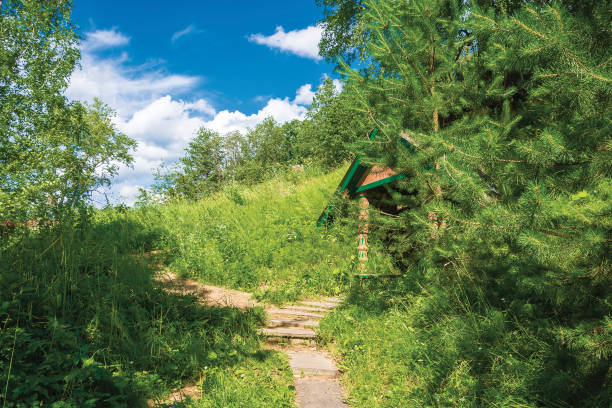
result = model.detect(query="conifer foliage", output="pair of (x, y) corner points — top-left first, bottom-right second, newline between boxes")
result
(334, 0), (611, 405)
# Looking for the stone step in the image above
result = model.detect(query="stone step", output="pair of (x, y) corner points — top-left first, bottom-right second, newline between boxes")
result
(260, 327), (317, 339)
(323, 297), (344, 304)
(268, 318), (319, 328)
(297, 301), (339, 309)
(266, 308), (325, 319)
(295, 378), (348, 408)
(287, 350), (338, 378)
(283, 305), (330, 313)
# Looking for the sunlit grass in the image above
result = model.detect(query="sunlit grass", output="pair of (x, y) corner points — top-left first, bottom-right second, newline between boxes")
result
(137, 167), (357, 304)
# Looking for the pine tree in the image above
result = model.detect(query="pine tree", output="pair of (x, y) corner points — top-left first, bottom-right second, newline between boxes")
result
(340, 0), (611, 405)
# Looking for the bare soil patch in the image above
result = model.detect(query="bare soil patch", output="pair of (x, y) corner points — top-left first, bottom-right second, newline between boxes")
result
(156, 270), (262, 309)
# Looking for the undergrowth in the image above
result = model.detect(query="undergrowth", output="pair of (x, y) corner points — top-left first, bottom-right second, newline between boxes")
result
(176, 350), (295, 408)
(0, 221), (268, 407)
(136, 167), (360, 304)
(319, 279), (611, 408)
(0, 165), (358, 406)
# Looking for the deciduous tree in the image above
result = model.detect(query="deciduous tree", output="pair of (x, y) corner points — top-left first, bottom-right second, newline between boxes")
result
(0, 0), (135, 220)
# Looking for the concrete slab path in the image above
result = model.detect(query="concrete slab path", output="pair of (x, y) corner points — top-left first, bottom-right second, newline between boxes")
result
(295, 378), (348, 408)
(261, 296), (349, 408)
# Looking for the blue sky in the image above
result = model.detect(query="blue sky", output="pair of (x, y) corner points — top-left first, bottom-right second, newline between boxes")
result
(67, 1), (339, 205)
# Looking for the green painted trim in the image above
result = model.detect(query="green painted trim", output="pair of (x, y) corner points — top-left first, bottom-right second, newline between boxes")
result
(317, 128), (413, 226)
(354, 174), (406, 194)
(400, 137), (416, 152)
(338, 158), (361, 193)
(316, 211), (329, 227)
(347, 165), (368, 195)
(337, 128), (381, 195)
(316, 203), (333, 227)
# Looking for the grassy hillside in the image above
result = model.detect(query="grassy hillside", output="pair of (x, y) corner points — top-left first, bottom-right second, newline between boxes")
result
(138, 167), (359, 304)
(0, 166), (358, 406)
(5, 164), (604, 407)
(0, 220), (272, 406)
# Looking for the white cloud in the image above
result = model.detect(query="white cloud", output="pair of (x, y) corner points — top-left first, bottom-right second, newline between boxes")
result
(68, 52), (199, 116)
(205, 96), (307, 135)
(332, 79), (344, 94)
(186, 99), (216, 116)
(294, 84), (315, 105)
(82, 28), (130, 51)
(120, 96), (205, 146)
(248, 25), (322, 61)
(171, 24), (200, 43)
(68, 28), (327, 206)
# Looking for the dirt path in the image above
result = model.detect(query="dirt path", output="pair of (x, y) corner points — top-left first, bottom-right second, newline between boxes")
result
(153, 270), (349, 408)
(157, 270), (262, 309)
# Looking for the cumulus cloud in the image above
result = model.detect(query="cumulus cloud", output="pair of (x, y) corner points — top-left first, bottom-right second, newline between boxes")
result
(120, 96), (209, 148)
(205, 97), (307, 135)
(68, 28), (335, 206)
(248, 25), (322, 61)
(81, 28), (130, 51)
(294, 84), (315, 105)
(171, 24), (201, 43)
(67, 52), (199, 116)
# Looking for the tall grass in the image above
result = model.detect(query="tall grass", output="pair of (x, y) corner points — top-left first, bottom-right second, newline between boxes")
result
(319, 274), (611, 407)
(0, 217), (268, 406)
(139, 167), (359, 304)
(0, 165), (365, 406)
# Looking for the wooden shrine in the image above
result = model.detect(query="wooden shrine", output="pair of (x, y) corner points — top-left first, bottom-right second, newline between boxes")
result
(317, 129), (411, 275)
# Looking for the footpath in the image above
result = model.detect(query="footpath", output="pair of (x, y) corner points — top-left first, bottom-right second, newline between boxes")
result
(154, 271), (348, 408)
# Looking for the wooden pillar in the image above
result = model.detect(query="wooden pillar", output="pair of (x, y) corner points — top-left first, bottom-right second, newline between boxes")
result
(357, 194), (369, 272)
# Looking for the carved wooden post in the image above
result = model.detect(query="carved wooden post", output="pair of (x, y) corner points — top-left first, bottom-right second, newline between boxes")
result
(357, 194), (369, 272)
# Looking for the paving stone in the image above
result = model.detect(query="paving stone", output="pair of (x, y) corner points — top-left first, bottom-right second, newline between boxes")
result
(268, 318), (319, 328)
(261, 327), (316, 339)
(264, 298), (347, 407)
(298, 301), (338, 309)
(295, 378), (348, 408)
(287, 350), (338, 377)
(157, 276), (348, 407)
(283, 305), (330, 313)
(266, 308), (325, 319)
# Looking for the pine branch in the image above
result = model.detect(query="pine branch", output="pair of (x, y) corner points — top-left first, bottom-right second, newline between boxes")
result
(446, 143), (525, 163)
(441, 158), (487, 208)
(439, 210), (521, 230)
(512, 12), (611, 83)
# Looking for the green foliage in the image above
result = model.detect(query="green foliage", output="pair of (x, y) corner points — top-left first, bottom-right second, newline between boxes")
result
(297, 78), (368, 167)
(187, 351), (295, 408)
(245, 117), (293, 166)
(153, 128), (225, 200)
(0, 1), (135, 221)
(151, 80), (367, 201)
(144, 167), (357, 304)
(0, 216), (269, 407)
(316, 0), (368, 65)
(318, 0), (611, 406)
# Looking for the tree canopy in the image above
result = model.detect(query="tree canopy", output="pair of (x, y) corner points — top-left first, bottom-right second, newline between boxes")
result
(0, 0), (135, 220)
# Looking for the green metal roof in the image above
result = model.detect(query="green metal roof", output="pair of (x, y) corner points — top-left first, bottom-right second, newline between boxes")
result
(316, 129), (410, 226)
